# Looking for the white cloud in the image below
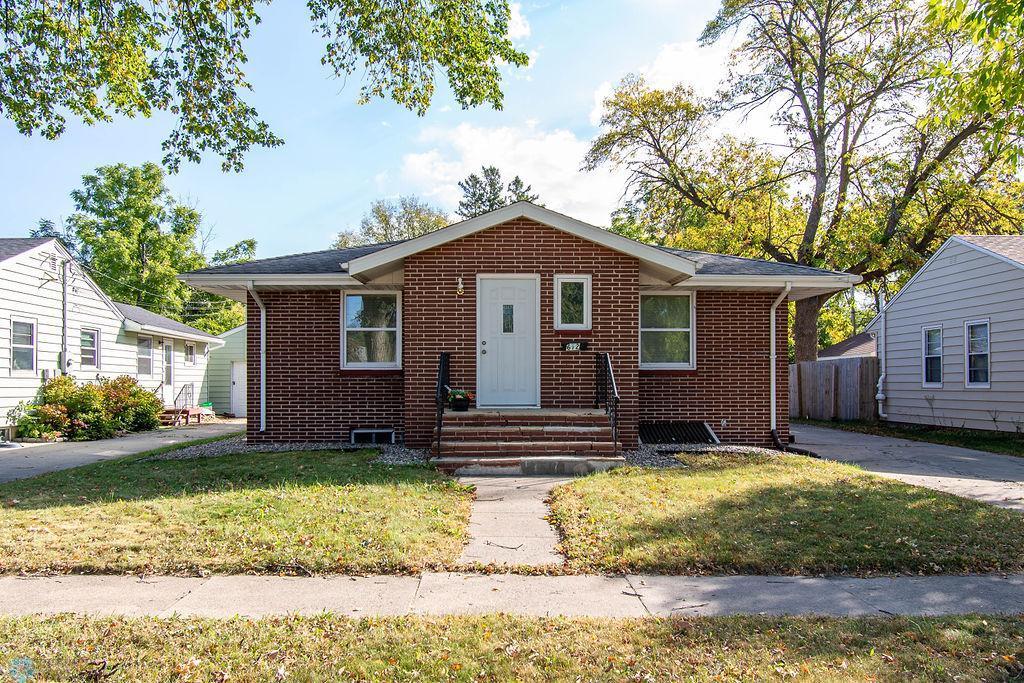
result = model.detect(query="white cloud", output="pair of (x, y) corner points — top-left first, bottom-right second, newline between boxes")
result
(508, 3), (531, 41)
(400, 121), (626, 225)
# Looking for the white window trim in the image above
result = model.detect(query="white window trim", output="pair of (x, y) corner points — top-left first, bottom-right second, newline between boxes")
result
(136, 334), (155, 377)
(10, 316), (37, 375)
(638, 290), (697, 370)
(921, 325), (942, 388)
(184, 342), (197, 366)
(350, 428), (396, 444)
(80, 327), (101, 370)
(554, 274), (592, 331)
(341, 290), (402, 369)
(964, 319), (991, 389)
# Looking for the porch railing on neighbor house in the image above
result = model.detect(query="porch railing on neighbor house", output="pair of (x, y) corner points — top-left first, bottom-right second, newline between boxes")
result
(594, 352), (620, 454)
(434, 352), (451, 457)
(171, 383), (194, 427)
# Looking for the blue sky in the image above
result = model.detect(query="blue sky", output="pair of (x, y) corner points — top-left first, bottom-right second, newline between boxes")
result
(0, 0), (735, 259)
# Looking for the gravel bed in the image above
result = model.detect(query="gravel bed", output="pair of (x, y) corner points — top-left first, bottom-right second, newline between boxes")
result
(624, 442), (783, 468)
(148, 435), (429, 465)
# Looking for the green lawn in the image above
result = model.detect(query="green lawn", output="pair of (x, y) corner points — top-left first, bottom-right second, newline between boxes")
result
(549, 452), (1024, 575)
(1, 613), (1022, 681)
(0, 449), (472, 574)
(797, 418), (1024, 457)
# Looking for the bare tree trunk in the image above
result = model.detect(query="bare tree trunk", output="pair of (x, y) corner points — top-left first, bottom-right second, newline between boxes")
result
(794, 295), (825, 362)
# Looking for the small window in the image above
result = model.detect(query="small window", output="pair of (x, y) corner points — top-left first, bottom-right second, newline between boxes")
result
(11, 319), (36, 372)
(185, 343), (196, 366)
(922, 326), (942, 387)
(502, 304), (514, 334)
(137, 336), (153, 376)
(80, 328), (100, 369)
(343, 292), (400, 368)
(351, 429), (395, 445)
(965, 320), (990, 388)
(639, 293), (694, 368)
(554, 275), (591, 330)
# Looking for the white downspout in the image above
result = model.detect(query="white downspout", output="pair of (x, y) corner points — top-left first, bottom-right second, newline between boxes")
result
(875, 291), (888, 418)
(247, 282), (267, 432)
(770, 282), (793, 436)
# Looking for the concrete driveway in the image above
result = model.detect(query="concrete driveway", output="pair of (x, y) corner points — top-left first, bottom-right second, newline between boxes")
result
(793, 423), (1024, 511)
(0, 420), (244, 483)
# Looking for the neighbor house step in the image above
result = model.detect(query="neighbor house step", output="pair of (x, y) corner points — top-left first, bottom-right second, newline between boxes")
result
(432, 455), (625, 476)
(437, 425), (613, 442)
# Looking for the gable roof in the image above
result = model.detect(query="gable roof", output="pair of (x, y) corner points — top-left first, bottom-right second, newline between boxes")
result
(114, 302), (220, 343)
(0, 237), (53, 263)
(954, 234), (1024, 269)
(819, 331), (876, 359)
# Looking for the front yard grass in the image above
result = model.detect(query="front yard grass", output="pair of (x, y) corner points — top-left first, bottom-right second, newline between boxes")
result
(796, 417), (1024, 457)
(2, 613), (1023, 681)
(0, 450), (472, 574)
(549, 452), (1024, 575)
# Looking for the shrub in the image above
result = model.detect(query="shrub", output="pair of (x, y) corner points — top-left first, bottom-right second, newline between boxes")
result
(18, 375), (163, 441)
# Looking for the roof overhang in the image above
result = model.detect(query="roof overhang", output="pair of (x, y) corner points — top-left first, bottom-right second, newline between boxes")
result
(661, 273), (862, 300)
(178, 273), (364, 301)
(341, 202), (698, 283)
(122, 319), (225, 347)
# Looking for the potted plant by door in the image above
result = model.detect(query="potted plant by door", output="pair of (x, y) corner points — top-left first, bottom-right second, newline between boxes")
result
(448, 389), (474, 412)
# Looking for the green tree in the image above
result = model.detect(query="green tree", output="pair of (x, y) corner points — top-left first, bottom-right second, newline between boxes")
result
(587, 0), (1024, 361)
(456, 165), (540, 218)
(69, 163), (206, 316)
(1, 0), (528, 172)
(333, 196), (449, 248)
(184, 239), (257, 334)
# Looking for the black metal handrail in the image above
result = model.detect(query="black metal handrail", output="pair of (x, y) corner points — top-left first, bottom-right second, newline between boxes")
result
(172, 383), (194, 426)
(594, 352), (620, 454)
(434, 352), (451, 457)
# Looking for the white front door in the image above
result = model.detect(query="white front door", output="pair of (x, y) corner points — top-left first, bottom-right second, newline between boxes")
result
(162, 339), (175, 404)
(477, 276), (539, 407)
(231, 361), (247, 417)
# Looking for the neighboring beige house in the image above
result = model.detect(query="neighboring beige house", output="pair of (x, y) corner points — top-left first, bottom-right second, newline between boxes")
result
(0, 237), (223, 427)
(206, 324), (246, 416)
(868, 234), (1024, 432)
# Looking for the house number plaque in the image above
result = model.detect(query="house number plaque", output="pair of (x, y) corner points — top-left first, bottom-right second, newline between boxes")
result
(561, 341), (589, 351)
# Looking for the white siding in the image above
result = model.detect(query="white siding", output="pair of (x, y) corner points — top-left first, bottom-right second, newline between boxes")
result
(870, 240), (1024, 432)
(0, 242), (212, 426)
(206, 325), (246, 414)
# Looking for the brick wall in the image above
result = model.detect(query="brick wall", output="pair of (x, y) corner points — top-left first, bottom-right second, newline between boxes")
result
(402, 218), (641, 448)
(246, 291), (404, 443)
(638, 290), (789, 447)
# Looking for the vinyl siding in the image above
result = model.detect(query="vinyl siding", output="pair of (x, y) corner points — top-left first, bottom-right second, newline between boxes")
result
(206, 324), (246, 414)
(870, 240), (1024, 432)
(0, 242), (211, 427)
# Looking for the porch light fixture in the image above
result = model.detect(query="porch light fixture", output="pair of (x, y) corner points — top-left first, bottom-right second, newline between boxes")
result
(456, 277), (464, 296)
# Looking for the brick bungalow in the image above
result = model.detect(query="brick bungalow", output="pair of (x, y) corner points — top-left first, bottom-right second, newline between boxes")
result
(181, 203), (859, 467)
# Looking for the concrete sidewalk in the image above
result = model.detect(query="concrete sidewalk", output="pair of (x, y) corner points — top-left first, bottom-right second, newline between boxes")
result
(2, 573), (1023, 618)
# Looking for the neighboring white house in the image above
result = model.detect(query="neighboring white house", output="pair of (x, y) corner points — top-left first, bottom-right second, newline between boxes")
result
(868, 234), (1024, 433)
(206, 324), (247, 417)
(0, 237), (224, 428)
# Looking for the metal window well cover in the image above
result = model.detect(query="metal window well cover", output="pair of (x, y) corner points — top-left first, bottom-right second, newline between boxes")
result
(639, 421), (719, 445)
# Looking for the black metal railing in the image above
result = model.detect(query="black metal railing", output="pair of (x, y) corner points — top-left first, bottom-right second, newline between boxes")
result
(434, 352), (451, 457)
(172, 383), (194, 426)
(594, 352), (621, 454)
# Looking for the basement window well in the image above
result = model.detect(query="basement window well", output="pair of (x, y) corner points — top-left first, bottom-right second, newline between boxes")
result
(350, 429), (396, 445)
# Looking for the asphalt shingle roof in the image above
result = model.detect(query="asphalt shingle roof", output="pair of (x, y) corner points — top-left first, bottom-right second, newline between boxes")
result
(114, 302), (218, 340)
(185, 239), (848, 278)
(0, 237), (52, 262)
(818, 331), (877, 359)
(957, 234), (1024, 267)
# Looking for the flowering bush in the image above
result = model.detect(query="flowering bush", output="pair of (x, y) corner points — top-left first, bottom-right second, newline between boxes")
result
(12, 375), (163, 441)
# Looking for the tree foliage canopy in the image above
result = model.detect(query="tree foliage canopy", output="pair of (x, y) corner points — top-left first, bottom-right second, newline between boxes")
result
(456, 165), (540, 218)
(588, 0), (1024, 360)
(334, 195), (449, 247)
(1, 0), (528, 171)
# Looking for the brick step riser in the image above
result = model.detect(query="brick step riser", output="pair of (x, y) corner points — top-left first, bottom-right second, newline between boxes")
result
(437, 442), (620, 456)
(443, 414), (609, 427)
(436, 428), (614, 442)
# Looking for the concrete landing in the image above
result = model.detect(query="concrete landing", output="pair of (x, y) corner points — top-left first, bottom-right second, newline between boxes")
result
(457, 475), (569, 566)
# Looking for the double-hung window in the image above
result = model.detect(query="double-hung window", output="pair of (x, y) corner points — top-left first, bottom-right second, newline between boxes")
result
(965, 320), (990, 388)
(11, 319), (36, 372)
(137, 336), (153, 376)
(921, 326), (942, 387)
(554, 275), (591, 330)
(80, 328), (100, 369)
(343, 292), (400, 368)
(185, 342), (197, 366)
(639, 293), (694, 369)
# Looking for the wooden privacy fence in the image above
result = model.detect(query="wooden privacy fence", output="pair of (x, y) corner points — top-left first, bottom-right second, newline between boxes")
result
(789, 357), (879, 421)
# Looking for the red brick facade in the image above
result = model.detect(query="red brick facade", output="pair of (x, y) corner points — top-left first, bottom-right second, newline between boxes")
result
(244, 219), (789, 448)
